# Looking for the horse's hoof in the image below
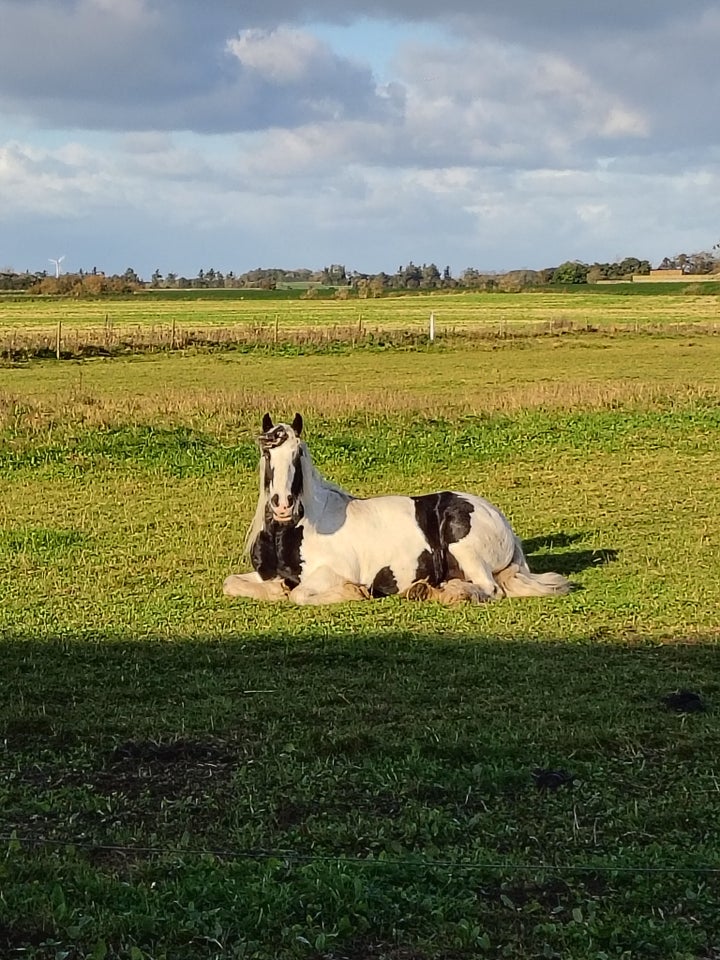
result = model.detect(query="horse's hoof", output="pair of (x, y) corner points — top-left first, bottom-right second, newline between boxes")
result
(346, 582), (371, 601)
(441, 580), (492, 605)
(404, 580), (433, 601)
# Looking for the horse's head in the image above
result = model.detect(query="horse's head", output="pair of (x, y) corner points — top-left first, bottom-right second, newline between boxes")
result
(258, 413), (305, 524)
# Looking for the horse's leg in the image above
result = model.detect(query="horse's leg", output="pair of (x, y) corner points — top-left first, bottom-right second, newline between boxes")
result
(223, 572), (289, 601)
(403, 578), (489, 604)
(446, 540), (504, 600)
(289, 566), (370, 606)
(437, 578), (491, 604)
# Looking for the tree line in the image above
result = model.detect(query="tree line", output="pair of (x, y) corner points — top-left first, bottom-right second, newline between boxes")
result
(1, 248), (718, 296)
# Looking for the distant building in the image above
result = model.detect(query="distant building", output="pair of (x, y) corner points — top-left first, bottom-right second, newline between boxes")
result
(631, 269), (719, 283)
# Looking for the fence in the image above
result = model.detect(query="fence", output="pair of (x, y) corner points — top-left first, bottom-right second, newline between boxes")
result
(1, 317), (719, 361)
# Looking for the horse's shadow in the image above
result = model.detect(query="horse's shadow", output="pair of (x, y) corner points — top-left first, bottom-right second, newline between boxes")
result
(522, 531), (619, 578)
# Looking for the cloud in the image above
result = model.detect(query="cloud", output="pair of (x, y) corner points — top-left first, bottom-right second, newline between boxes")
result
(1, 0), (719, 275)
(0, 2), (392, 132)
(4, 126), (718, 275)
(227, 28), (343, 85)
(0, 0), (715, 146)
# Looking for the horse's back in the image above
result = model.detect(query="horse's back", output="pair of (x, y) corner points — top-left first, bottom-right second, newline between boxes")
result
(311, 489), (516, 591)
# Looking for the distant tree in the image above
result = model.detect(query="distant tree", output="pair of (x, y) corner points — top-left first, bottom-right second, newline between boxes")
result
(684, 251), (718, 274)
(322, 264), (347, 285)
(586, 265), (606, 284)
(552, 261), (590, 284)
(497, 270), (541, 291)
(79, 274), (111, 296)
(151, 268), (163, 287)
(400, 262), (423, 289)
(0, 270), (39, 292)
(657, 251), (718, 274)
(617, 257), (645, 276)
(461, 268), (497, 291)
(421, 263), (441, 289)
(369, 277), (386, 298)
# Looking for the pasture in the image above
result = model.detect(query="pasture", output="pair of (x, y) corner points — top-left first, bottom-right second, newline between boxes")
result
(2, 325), (720, 958)
(1, 288), (720, 357)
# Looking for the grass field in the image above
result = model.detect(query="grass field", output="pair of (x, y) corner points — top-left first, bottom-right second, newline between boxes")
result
(1, 289), (720, 344)
(2, 325), (720, 958)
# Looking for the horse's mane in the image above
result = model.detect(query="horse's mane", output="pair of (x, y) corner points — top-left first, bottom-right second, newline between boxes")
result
(243, 439), (350, 557)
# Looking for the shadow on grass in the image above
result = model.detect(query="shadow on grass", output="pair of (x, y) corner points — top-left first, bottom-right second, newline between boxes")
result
(0, 626), (715, 753)
(1, 629), (719, 959)
(523, 531), (619, 577)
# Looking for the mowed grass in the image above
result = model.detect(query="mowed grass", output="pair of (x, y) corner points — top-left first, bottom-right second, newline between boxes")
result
(2, 337), (720, 959)
(1, 289), (720, 339)
(3, 333), (720, 419)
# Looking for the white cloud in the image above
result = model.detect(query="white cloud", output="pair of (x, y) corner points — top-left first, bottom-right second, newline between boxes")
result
(0, 1), (718, 274)
(227, 28), (337, 84)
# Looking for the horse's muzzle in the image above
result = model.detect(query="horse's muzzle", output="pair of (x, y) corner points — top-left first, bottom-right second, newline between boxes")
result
(270, 501), (304, 525)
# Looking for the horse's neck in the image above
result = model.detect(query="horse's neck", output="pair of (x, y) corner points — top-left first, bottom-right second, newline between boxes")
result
(302, 463), (352, 521)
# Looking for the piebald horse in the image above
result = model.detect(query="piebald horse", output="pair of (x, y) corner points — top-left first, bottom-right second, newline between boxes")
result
(223, 414), (571, 605)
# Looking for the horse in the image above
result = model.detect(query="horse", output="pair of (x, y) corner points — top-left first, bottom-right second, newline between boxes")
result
(223, 414), (572, 606)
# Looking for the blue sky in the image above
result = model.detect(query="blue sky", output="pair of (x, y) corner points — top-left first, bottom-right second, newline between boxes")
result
(1, 0), (719, 279)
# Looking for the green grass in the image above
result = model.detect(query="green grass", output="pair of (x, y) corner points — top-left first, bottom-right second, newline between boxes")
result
(1, 290), (720, 337)
(2, 339), (720, 958)
(2, 334), (720, 420)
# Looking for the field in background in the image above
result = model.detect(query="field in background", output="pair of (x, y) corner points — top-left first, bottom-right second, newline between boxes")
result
(2, 333), (720, 958)
(1, 290), (719, 359)
(3, 333), (720, 424)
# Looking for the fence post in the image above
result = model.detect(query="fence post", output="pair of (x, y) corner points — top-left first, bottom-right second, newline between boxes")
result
(171, 318), (177, 349)
(429, 312), (435, 341)
(56, 321), (62, 360)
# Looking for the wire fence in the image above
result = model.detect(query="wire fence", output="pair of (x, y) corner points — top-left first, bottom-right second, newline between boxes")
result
(4, 834), (720, 877)
(1, 318), (720, 361)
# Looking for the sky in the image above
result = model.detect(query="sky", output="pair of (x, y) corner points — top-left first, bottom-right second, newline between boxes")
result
(1, 0), (719, 279)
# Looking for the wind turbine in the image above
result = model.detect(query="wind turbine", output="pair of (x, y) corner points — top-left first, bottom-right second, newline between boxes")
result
(49, 255), (65, 278)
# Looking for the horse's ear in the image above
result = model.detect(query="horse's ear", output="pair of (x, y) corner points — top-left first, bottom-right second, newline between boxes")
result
(262, 413), (273, 432)
(291, 413), (303, 436)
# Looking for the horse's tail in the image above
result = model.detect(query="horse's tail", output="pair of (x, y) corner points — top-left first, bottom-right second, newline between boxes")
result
(494, 542), (571, 598)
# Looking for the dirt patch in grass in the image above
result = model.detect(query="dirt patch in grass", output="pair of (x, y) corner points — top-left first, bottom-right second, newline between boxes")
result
(0, 922), (58, 957)
(7, 738), (247, 846)
(95, 737), (240, 801)
(15, 738), (241, 800)
(326, 941), (473, 960)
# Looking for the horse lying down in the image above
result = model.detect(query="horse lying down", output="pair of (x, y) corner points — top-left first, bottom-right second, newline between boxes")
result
(223, 414), (571, 606)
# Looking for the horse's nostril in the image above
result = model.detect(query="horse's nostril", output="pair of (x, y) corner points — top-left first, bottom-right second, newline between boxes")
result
(287, 495), (294, 507)
(271, 494), (279, 507)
